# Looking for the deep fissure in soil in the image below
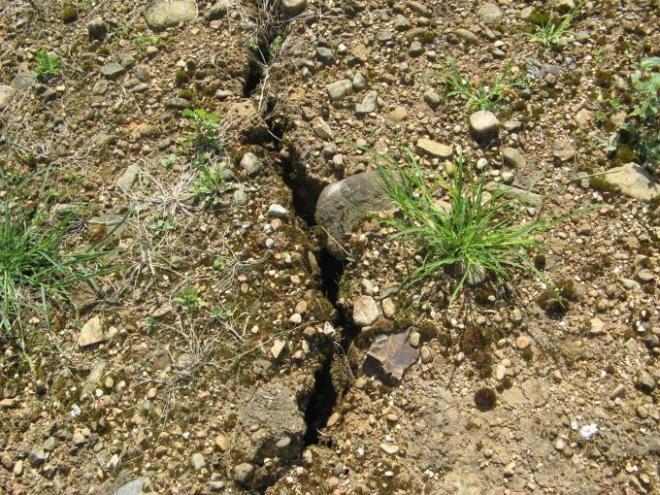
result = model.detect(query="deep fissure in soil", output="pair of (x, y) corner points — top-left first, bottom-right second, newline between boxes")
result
(243, 2), (358, 456)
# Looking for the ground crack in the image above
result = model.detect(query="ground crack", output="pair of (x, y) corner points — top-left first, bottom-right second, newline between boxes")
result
(241, 1), (359, 488)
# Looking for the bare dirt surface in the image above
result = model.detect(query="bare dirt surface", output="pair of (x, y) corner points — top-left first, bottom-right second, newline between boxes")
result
(0, 1), (658, 494)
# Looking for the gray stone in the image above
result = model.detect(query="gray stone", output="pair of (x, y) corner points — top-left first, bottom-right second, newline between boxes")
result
(267, 204), (288, 219)
(311, 116), (334, 140)
(636, 371), (656, 394)
(240, 152), (261, 176)
(353, 295), (379, 327)
(469, 111), (500, 140)
(190, 453), (206, 470)
(28, 446), (47, 466)
(315, 171), (393, 260)
(356, 91), (378, 115)
(0, 85), (16, 110)
(554, 0), (576, 14)
(478, 3), (503, 24)
(326, 79), (353, 101)
(316, 46), (334, 64)
(166, 97), (190, 109)
(100, 62), (125, 80)
(11, 72), (37, 90)
(115, 477), (148, 495)
(408, 40), (424, 57)
(206, 1), (229, 20)
(394, 14), (410, 30)
(281, 0), (307, 17)
(116, 164), (140, 192)
(352, 72), (367, 91)
(88, 16), (108, 40)
(423, 89), (441, 109)
(416, 138), (453, 159)
(233, 463), (254, 485)
(78, 316), (105, 348)
(599, 163), (659, 201)
(485, 182), (542, 206)
(502, 147), (525, 168)
(552, 139), (576, 162)
(144, 0), (196, 31)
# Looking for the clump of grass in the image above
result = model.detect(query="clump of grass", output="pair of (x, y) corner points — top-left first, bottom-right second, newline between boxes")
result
(623, 57), (659, 168)
(442, 59), (518, 111)
(525, 7), (579, 48)
(0, 172), (110, 345)
(377, 149), (560, 303)
(35, 50), (60, 78)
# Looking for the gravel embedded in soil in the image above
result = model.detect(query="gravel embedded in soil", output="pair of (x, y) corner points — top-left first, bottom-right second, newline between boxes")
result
(0, 1), (658, 494)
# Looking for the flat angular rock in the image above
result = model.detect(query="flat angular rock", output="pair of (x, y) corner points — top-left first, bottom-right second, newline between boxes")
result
(416, 138), (453, 159)
(365, 331), (418, 385)
(144, 0), (196, 31)
(115, 477), (148, 495)
(311, 116), (334, 140)
(115, 164), (140, 192)
(78, 316), (105, 348)
(600, 163), (659, 201)
(100, 62), (125, 80)
(0, 85), (16, 110)
(315, 171), (393, 260)
(552, 139), (576, 162)
(485, 182), (542, 206)
(281, 0), (307, 17)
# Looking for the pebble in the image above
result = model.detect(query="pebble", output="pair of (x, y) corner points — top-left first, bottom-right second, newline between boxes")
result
(502, 147), (525, 168)
(78, 316), (105, 348)
(353, 295), (379, 327)
(589, 317), (605, 335)
(100, 62), (124, 80)
(416, 138), (453, 159)
(555, 438), (566, 451)
(233, 463), (254, 484)
(191, 453), (206, 470)
(281, 0), (307, 17)
(552, 139), (576, 162)
(267, 204), (288, 219)
(423, 89), (441, 109)
(636, 371), (656, 394)
(240, 152), (261, 176)
(327, 79), (353, 101)
(515, 336), (530, 349)
(381, 297), (396, 319)
(311, 116), (334, 140)
(470, 111), (500, 140)
(420, 346), (433, 363)
(380, 443), (399, 455)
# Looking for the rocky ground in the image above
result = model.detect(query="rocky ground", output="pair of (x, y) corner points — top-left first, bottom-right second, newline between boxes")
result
(0, 1), (658, 494)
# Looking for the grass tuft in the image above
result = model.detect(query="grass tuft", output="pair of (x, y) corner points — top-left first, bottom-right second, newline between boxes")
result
(0, 171), (111, 346)
(377, 149), (561, 303)
(524, 7), (579, 49)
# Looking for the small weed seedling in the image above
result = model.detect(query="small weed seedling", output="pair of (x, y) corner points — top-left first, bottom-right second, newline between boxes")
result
(174, 286), (204, 313)
(378, 149), (561, 303)
(191, 164), (230, 207)
(525, 7), (579, 49)
(443, 59), (514, 111)
(134, 34), (160, 53)
(35, 50), (60, 78)
(182, 108), (221, 154)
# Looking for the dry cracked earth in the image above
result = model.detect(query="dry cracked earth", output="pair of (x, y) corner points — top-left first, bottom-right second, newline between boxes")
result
(0, 1), (659, 494)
